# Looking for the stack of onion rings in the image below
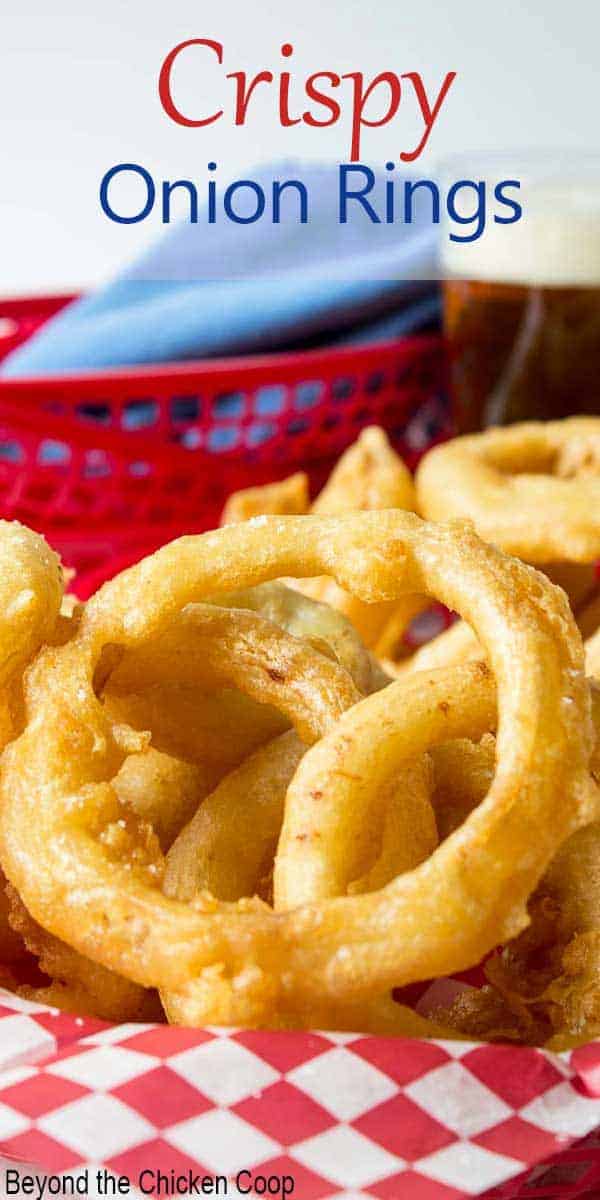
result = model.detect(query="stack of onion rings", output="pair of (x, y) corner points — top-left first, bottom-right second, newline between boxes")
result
(0, 510), (596, 1040)
(0, 419), (598, 1047)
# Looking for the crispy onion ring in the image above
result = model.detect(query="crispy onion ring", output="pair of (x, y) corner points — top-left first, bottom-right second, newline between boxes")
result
(163, 733), (436, 1030)
(209, 582), (376, 696)
(103, 582), (375, 777)
(164, 735), (434, 909)
(416, 418), (600, 563)
(6, 885), (158, 1022)
(0, 513), (595, 1019)
(274, 663), (492, 910)
(0, 521), (63, 690)
(0, 521), (63, 749)
(265, 669), (483, 1033)
(105, 602), (360, 745)
(435, 687), (600, 1048)
(0, 523), (63, 968)
(312, 427), (416, 516)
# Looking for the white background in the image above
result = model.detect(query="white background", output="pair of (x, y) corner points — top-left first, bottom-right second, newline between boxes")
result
(1, 0), (599, 295)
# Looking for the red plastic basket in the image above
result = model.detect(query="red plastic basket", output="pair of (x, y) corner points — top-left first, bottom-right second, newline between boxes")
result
(0, 294), (449, 593)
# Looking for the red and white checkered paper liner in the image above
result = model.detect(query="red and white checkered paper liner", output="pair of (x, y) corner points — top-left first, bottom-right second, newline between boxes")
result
(0, 992), (600, 1199)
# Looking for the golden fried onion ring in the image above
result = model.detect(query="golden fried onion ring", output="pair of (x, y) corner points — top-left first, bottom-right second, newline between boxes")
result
(6, 885), (157, 1022)
(105, 601), (360, 745)
(274, 663), (492, 910)
(165, 735), (434, 908)
(103, 581), (376, 787)
(0, 521), (63, 750)
(0, 521), (63, 689)
(163, 732), (436, 1030)
(434, 686), (600, 1048)
(416, 418), (600, 563)
(0, 513), (595, 1018)
(210, 582), (376, 696)
(0, 523), (64, 968)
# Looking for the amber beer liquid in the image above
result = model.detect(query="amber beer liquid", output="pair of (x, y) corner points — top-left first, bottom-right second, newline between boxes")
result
(442, 168), (600, 431)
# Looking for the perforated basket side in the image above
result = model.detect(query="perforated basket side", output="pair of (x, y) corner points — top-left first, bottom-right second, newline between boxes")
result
(0, 297), (449, 592)
(0, 335), (447, 459)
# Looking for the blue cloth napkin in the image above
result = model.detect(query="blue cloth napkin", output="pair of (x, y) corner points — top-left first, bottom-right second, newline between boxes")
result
(2, 162), (440, 377)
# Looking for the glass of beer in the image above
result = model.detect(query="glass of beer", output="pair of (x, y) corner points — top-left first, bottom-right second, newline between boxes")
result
(441, 155), (600, 431)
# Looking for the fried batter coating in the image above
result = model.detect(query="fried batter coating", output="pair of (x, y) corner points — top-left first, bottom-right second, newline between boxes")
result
(417, 418), (600, 563)
(7, 886), (160, 1022)
(0, 514), (594, 1035)
(436, 683), (600, 1047)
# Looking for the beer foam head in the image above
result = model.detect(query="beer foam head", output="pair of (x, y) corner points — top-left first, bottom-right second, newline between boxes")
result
(443, 175), (600, 286)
